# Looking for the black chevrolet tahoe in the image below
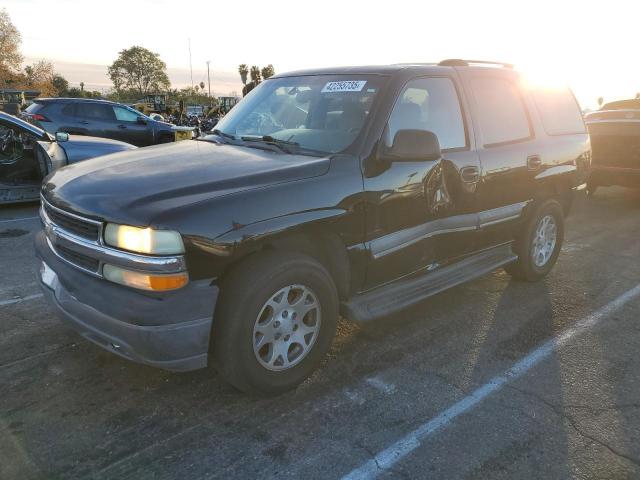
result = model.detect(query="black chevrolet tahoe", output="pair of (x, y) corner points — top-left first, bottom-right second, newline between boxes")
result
(36, 60), (590, 394)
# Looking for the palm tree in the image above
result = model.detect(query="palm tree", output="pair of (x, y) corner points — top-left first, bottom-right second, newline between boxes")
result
(261, 64), (275, 80)
(238, 64), (248, 85)
(250, 66), (261, 84)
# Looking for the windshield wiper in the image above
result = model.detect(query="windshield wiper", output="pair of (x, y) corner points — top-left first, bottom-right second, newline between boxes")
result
(198, 129), (237, 145)
(240, 135), (300, 153)
(212, 129), (235, 140)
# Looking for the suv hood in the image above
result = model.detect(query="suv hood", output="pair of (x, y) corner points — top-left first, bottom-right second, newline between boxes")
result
(42, 140), (330, 225)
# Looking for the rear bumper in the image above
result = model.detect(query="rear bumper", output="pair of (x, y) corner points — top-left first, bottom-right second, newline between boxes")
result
(35, 231), (218, 371)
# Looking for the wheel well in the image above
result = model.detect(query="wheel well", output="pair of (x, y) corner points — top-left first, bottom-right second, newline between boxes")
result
(534, 177), (573, 216)
(219, 231), (351, 301)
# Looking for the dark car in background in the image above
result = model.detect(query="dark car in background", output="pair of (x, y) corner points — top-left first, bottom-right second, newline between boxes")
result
(22, 98), (176, 147)
(584, 99), (640, 195)
(0, 111), (135, 204)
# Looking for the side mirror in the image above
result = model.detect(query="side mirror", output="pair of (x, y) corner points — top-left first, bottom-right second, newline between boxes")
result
(137, 117), (148, 125)
(381, 129), (442, 162)
(55, 132), (69, 143)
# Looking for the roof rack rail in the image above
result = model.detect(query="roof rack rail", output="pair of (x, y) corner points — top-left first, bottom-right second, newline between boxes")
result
(438, 59), (514, 69)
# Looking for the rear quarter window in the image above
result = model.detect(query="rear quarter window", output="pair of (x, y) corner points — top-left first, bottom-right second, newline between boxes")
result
(532, 87), (586, 135)
(25, 102), (44, 114)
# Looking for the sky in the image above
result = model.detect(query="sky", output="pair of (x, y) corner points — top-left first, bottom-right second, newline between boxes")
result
(4, 0), (640, 108)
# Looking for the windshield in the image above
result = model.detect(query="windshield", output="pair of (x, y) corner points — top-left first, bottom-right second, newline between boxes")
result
(210, 75), (385, 155)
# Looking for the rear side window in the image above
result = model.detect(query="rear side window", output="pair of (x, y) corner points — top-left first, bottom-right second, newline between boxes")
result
(62, 104), (76, 116)
(387, 77), (466, 150)
(471, 77), (532, 146)
(76, 103), (115, 120)
(532, 87), (586, 135)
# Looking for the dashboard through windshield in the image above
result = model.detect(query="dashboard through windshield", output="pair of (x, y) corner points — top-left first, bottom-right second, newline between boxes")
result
(209, 75), (386, 155)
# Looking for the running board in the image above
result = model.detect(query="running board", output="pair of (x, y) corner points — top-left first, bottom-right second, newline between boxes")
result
(342, 244), (517, 323)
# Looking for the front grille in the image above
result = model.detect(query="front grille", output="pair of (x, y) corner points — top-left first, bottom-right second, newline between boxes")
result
(44, 203), (100, 242)
(56, 244), (100, 273)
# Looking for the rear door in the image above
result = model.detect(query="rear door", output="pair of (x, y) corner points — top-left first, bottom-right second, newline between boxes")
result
(73, 103), (115, 138)
(363, 75), (482, 288)
(461, 70), (540, 248)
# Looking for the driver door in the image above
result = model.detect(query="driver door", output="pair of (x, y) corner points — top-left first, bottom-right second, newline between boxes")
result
(363, 76), (481, 289)
(106, 106), (152, 146)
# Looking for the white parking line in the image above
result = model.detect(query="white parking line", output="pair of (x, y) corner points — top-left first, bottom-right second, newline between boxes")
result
(0, 216), (39, 224)
(342, 283), (640, 480)
(0, 293), (44, 307)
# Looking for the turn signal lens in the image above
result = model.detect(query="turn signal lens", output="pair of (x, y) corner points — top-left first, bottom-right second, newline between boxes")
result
(104, 223), (184, 255)
(103, 264), (188, 291)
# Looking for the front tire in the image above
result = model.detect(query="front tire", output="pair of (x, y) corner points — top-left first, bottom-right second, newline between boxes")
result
(505, 199), (565, 282)
(212, 251), (339, 395)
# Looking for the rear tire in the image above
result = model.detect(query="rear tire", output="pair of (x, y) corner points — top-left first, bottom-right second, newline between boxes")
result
(505, 199), (564, 282)
(212, 251), (339, 395)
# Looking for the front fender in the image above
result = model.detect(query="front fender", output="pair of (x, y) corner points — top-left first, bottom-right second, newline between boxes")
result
(214, 208), (348, 246)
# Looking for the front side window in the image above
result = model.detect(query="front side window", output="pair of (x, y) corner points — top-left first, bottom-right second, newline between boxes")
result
(386, 77), (466, 150)
(471, 77), (532, 146)
(113, 106), (141, 122)
(211, 75), (386, 155)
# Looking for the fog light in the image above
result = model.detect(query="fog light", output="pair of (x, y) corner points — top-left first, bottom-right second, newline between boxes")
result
(103, 264), (188, 291)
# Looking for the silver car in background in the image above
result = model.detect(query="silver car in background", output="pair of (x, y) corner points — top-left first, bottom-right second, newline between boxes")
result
(0, 112), (136, 204)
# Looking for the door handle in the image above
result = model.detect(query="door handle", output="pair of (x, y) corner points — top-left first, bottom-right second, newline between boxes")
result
(78, 120), (89, 125)
(460, 165), (480, 183)
(527, 155), (542, 171)
(118, 124), (127, 129)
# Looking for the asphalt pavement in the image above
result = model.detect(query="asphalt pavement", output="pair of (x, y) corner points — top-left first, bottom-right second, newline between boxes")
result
(1, 187), (639, 480)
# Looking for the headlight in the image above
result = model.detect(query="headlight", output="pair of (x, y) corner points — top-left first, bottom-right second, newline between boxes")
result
(104, 223), (184, 255)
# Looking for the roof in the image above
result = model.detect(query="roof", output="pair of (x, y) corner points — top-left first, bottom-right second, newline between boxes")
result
(0, 88), (40, 94)
(34, 97), (113, 104)
(601, 99), (640, 111)
(271, 60), (516, 79)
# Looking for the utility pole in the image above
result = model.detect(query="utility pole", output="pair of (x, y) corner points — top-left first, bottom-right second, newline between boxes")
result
(188, 38), (194, 91)
(206, 60), (212, 106)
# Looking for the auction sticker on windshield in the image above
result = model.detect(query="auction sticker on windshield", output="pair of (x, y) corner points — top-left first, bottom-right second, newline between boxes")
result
(321, 80), (367, 93)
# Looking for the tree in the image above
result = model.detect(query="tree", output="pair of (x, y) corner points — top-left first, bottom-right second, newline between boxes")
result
(238, 64), (248, 85)
(0, 9), (22, 76)
(51, 74), (69, 96)
(250, 65), (262, 84)
(261, 64), (275, 80)
(108, 46), (170, 97)
(22, 60), (56, 96)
